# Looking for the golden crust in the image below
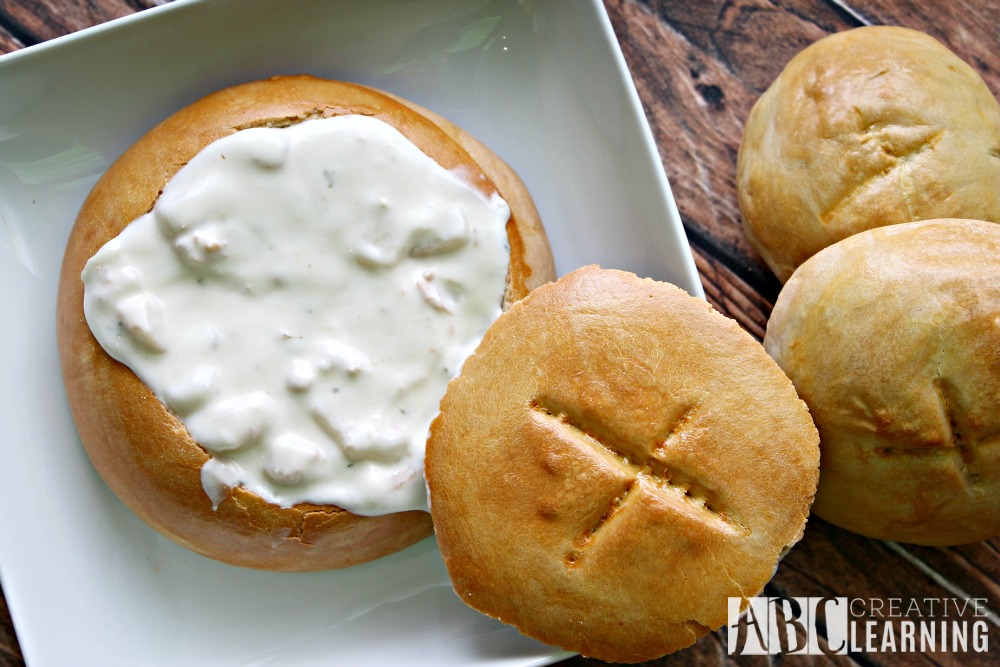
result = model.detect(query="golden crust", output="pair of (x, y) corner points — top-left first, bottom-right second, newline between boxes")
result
(56, 75), (555, 571)
(765, 218), (1000, 546)
(426, 266), (820, 663)
(737, 26), (1000, 282)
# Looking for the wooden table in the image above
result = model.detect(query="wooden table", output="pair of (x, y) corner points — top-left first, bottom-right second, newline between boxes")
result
(1, 1), (997, 665)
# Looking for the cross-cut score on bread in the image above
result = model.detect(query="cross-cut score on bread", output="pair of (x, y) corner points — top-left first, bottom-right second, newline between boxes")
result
(426, 265), (820, 663)
(871, 377), (993, 489)
(527, 397), (750, 571)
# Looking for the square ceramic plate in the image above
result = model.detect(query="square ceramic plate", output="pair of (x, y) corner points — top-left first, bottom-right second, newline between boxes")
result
(0, 0), (702, 665)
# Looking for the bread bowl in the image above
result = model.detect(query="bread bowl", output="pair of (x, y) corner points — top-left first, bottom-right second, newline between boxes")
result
(57, 75), (555, 571)
(764, 218), (1000, 545)
(737, 26), (1000, 282)
(425, 266), (820, 662)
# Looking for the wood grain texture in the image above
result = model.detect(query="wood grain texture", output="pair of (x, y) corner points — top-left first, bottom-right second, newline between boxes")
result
(1, 1), (999, 666)
(604, 0), (1000, 298)
(0, 584), (21, 667)
(603, 0), (856, 295)
(769, 528), (1000, 667)
(837, 0), (1000, 96)
(0, 22), (21, 52)
(693, 244), (772, 340)
(0, 0), (137, 46)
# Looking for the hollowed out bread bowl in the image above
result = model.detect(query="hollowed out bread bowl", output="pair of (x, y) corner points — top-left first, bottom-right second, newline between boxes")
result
(57, 75), (555, 571)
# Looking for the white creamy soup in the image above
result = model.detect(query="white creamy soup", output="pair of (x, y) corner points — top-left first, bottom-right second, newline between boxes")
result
(81, 115), (510, 515)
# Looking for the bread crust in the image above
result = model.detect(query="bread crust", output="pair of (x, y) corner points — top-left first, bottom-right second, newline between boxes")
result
(765, 219), (1000, 545)
(737, 26), (1000, 282)
(56, 75), (555, 571)
(426, 266), (820, 663)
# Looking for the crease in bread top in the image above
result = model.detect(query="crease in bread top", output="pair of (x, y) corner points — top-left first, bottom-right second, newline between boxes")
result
(527, 397), (749, 540)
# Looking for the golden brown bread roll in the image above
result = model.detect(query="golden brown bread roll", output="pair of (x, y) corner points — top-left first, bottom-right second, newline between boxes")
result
(764, 219), (1000, 545)
(426, 266), (820, 663)
(57, 75), (555, 571)
(737, 26), (1000, 282)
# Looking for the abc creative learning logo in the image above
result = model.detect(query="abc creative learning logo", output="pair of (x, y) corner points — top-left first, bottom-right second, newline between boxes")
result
(727, 596), (992, 656)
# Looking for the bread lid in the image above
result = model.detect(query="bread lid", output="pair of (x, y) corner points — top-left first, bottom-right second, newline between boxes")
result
(425, 266), (820, 662)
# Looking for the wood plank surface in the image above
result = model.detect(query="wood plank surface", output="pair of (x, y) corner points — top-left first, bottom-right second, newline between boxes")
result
(0, 0), (137, 44)
(0, 593), (19, 667)
(1, 1), (998, 666)
(0, 23), (21, 52)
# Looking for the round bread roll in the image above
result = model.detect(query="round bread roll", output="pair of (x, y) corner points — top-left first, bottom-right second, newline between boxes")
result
(737, 26), (1000, 283)
(57, 75), (555, 571)
(425, 266), (820, 663)
(765, 219), (1000, 546)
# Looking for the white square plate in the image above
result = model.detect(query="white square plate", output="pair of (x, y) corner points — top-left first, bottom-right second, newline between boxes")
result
(0, 0), (702, 665)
